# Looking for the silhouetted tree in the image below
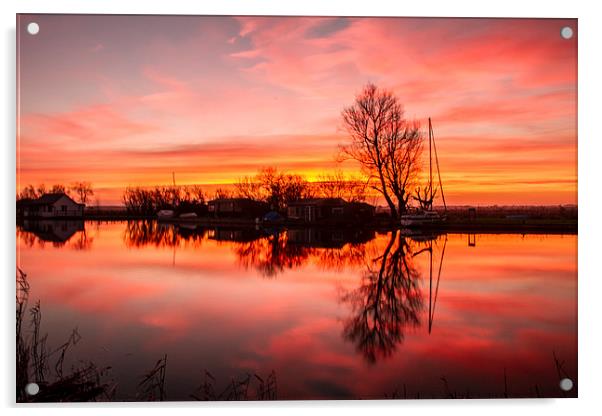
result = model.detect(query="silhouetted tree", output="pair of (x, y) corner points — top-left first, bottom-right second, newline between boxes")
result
(36, 184), (48, 197)
(70, 182), (94, 204)
(213, 188), (233, 200)
(17, 184), (40, 200)
(17, 183), (71, 200)
(182, 185), (205, 205)
(234, 167), (314, 212)
(316, 170), (368, 202)
(340, 84), (423, 218)
(123, 185), (206, 215)
(413, 185), (438, 211)
(235, 176), (264, 201)
(50, 184), (69, 194)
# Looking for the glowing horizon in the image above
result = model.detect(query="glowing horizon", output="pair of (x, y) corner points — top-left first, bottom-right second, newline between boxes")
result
(17, 15), (577, 206)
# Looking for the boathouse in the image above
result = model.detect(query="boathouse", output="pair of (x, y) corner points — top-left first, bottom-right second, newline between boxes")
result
(207, 198), (269, 218)
(287, 198), (374, 223)
(17, 193), (85, 218)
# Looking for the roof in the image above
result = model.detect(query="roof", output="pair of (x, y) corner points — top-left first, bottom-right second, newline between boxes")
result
(37, 193), (70, 204)
(208, 198), (266, 204)
(287, 198), (346, 206)
(17, 193), (83, 206)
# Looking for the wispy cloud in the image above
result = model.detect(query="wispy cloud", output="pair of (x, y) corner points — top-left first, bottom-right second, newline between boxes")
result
(17, 15), (577, 205)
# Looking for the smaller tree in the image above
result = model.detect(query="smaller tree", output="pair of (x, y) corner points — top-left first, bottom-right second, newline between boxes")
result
(181, 185), (205, 205)
(71, 182), (95, 204)
(18, 183), (70, 199)
(36, 184), (47, 197)
(234, 167), (313, 212)
(316, 171), (368, 202)
(214, 188), (233, 200)
(413, 185), (438, 211)
(235, 176), (265, 201)
(50, 184), (69, 195)
(17, 184), (39, 200)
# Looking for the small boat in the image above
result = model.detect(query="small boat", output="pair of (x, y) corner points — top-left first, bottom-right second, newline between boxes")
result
(400, 210), (446, 227)
(179, 212), (198, 219)
(400, 117), (447, 228)
(178, 223), (197, 230)
(157, 209), (175, 219)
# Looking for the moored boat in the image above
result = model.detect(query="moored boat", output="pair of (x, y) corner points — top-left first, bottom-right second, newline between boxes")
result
(157, 209), (175, 219)
(400, 117), (447, 228)
(400, 210), (446, 227)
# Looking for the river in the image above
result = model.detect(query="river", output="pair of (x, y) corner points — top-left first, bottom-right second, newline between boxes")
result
(16, 220), (577, 400)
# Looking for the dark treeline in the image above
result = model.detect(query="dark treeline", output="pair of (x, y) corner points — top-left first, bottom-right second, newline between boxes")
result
(17, 182), (95, 204)
(122, 185), (206, 216)
(122, 167), (370, 215)
(235, 167), (368, 211)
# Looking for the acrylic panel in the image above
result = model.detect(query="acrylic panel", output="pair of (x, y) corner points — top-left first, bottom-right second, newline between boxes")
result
(16, 14), (577, 402)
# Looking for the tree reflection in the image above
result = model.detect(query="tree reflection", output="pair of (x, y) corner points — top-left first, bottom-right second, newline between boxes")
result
(69, 228), (94, 250)
(340, 230), (423, 363)
(234, 228), (375, 278)
(123, 221), (206, 248)
(316, 243), (368, 272)
(234, 232), (314, 278)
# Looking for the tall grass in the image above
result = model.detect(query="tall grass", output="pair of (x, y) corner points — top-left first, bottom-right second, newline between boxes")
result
(16, 268), (113, 402)
(190, 370), (277, 401)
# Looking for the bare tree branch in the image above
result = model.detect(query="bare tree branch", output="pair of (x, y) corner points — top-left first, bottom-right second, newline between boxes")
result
(340, 84), (423, 218)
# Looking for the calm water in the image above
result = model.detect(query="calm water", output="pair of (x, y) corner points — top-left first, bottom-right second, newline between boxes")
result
(16, 220), (577, 400)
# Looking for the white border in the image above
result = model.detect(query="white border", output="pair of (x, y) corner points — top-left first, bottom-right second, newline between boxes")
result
(2, 1), (601, 415)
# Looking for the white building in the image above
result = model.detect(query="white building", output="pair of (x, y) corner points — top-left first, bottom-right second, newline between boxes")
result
(17, 193), (85, 218)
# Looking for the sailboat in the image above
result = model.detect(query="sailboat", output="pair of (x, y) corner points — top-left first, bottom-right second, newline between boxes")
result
(400, 118), (447, 227)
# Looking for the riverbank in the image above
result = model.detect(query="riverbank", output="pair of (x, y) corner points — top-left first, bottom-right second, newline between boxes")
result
(71, 205), (580, 234)
(151, 216), (577, 234)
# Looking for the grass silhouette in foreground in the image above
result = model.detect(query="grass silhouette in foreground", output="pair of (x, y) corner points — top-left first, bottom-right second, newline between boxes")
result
(16, 268), (113, 402)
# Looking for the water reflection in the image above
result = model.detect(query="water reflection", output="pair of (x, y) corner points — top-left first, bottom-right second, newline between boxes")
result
(118, 221), (379, 278)
(15, 221), (577, 399)
(234, 233), (313, 278)
(17, 221), (443, 363)
(124, 221), (206, 248)
(17, 221), (447, 362)
(17, 220), (92, 250)
(340, 230), (424, 363)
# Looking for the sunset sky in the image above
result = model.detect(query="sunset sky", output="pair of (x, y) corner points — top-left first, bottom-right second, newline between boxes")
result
(17, 15), (577, 205)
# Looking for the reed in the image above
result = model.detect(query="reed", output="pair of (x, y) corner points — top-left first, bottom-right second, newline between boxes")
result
(137, 354), (168, 401)
(190, 370), (277, 401)
(16, 268), (113, 402)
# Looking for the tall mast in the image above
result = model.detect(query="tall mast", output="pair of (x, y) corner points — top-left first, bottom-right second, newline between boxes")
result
(171, 171), (177, 207)
(431, 119), (447, 212)
(429, 117), (433, 209)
